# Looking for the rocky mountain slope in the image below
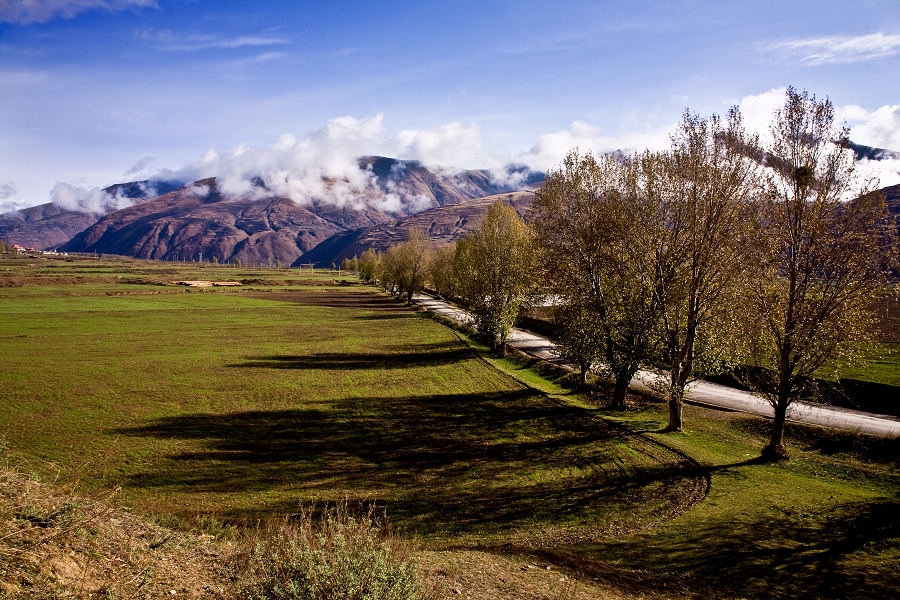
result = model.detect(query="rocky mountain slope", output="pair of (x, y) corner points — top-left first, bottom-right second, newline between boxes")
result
(302, 191), (536, 265)
(59, 158), (538, 266)
(0, 203), (97, 250)
(0, 180), (180, 250)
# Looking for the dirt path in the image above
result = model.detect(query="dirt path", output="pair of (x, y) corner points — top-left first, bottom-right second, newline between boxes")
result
(412, 294), (900, 437)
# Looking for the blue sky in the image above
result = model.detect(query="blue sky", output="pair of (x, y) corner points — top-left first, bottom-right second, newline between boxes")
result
(1, 0), (899, 211)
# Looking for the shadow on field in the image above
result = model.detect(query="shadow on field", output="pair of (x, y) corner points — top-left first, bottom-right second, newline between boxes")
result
(588, 496), (900, 599)
(250, 290), (406, 312)
(110, 388), (705, 539)
(227, 346), (472, 370)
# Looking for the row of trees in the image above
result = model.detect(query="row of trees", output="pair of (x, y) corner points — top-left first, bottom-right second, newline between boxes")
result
(357, 88), (895, 459)
(534, 87), (895, 458)
(365, 202), (539, 356)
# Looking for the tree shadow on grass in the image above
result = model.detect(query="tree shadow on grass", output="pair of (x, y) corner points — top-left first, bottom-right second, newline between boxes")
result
(109, 389), (705, 541)
(586, 496), (900, 599)
(227, 347), (472, 370)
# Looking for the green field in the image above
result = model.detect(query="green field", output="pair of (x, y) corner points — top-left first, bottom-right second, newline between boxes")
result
(1, 255), (897, 599)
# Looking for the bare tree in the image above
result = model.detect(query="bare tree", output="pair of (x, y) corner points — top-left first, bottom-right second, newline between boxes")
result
(746, 87), (897, 460)
(454, 199), (539, 356)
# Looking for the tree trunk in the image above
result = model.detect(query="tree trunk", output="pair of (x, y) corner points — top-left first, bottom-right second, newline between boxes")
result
(579, 365), (588, 388)
(667, 395), (683, 432)
(762, 396), (790, 461)
(612, 377), (628, 410)
(666, 362), (685, 431)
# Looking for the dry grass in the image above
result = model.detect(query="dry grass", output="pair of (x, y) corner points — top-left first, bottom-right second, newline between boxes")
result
(228, 502), (430, 600)
(0, 443), (227, 598)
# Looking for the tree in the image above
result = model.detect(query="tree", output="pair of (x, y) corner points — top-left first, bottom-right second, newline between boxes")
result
(553, 299), (603, 388)
(454, 199), (539, 356)
(745, 87), (897, 460)
(378, 228), (431, 302)
(532, 150), (659, 407)
(359, 248), (379, 283)
(428, 243), (457, 299)
(651, 109), (759, 431)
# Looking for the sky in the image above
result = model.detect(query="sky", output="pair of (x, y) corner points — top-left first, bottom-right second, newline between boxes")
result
(1, 0), (899, 212)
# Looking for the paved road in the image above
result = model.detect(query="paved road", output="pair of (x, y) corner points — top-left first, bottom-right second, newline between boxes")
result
(412, 294), (900, 437)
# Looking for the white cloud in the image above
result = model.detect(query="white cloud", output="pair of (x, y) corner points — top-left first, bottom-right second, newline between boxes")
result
(124, 155), (156, 177)
(838, 104), (900, 151)
(396, 122), (485, 167)
(144, 116), (538, 213)
(736, 88), (900, 189)
(518, 119), (672, 171)
(50, 182), (132, 214)
(135, 28), (289, 51)
(840, 103), (900, 187)
(156, 115), (395, 210)
(736, 87), (787, 145)
(0, 0), (157, 25)
(0, 180), (31, 213)
(855, 158), (900, 188)
(771, 32), (900, 65)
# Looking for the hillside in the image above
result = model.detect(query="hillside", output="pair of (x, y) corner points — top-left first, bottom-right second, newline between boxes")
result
(302, 191), (536, 265)
(60, 158), (538, 266)
(0, 180), (181, 250)
(0, 203), (97, 250)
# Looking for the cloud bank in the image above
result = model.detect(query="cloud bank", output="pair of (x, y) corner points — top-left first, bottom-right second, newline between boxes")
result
(147, 115), (503, 214)
(0, 0), (157, 25)
(733, 88), (900, 187)
(50, 183), (134, 215)
(31, 87), (900, 217)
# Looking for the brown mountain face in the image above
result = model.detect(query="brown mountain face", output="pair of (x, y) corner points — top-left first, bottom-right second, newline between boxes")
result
(60, 158), (537, 266)
(0, 179), (182, 250)
(301, 191), (536, 266)
(0, 203), (97, 250)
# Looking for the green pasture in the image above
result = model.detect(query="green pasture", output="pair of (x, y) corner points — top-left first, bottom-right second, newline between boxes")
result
(0, 256), (699, 548)
(0, 255), (897, 599)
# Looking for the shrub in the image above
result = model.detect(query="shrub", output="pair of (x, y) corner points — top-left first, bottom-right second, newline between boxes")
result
(231, 502), (428, 600)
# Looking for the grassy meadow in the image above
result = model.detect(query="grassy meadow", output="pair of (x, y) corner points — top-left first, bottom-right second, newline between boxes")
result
(0, 254), (897, 599)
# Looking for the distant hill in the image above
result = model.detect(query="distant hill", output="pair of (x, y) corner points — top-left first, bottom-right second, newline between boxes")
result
(848, 141), (900, 162)
(0, 203), (97, 250)
(59, 159), (541, 266)
(301, 191), (535, 266)
(0, 180), (181, 250)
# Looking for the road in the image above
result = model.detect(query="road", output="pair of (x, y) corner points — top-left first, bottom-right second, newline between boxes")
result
(412, 294), (900, 437)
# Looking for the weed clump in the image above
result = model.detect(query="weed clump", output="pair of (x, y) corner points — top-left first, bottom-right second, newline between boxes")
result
(231, 503), (428, 600)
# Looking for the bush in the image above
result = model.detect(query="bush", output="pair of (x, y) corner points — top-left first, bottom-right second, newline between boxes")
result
(231, 502), (428, 600)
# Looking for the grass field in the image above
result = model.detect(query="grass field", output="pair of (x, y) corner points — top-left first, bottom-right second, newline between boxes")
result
(1, 254), (897, 599)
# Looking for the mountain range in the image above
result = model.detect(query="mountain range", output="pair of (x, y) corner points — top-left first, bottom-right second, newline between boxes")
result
(2, 149), (898, 267)
(49, 157), (542, 266)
